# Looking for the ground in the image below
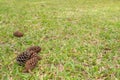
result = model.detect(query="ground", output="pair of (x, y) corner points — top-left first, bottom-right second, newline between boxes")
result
(0, 0), (120, 80)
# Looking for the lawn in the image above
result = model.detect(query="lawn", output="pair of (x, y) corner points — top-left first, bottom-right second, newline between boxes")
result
(0, 0), (120, 80)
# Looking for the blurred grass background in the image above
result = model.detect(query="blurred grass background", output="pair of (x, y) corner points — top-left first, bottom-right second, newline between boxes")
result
(0, 0), (120, 80)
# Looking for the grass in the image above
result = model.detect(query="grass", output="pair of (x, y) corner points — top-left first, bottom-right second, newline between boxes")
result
(0, 0), (120, 80)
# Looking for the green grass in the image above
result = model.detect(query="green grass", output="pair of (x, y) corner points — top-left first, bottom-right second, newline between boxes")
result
(0, 0), (120, 80)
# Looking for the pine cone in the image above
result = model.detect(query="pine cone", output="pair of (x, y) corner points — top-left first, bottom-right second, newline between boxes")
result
(16, 50), (37, 66)
(13, 31), (24, 37)
(26, 46), (41, 53)
(23, 55), (41, 73)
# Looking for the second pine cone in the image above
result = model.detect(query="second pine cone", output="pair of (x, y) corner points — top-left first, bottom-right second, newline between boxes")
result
(23, 55), (41, 73)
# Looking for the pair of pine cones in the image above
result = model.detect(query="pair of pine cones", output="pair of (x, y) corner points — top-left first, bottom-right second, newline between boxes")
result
(16, 46), (41, 73)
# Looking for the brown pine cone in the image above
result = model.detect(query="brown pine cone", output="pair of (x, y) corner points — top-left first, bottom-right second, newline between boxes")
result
(23, 55), (41, 73)
(13, 31), (24, 37)
(26, 46), (41, 53)
(16, 50), (37, 66)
